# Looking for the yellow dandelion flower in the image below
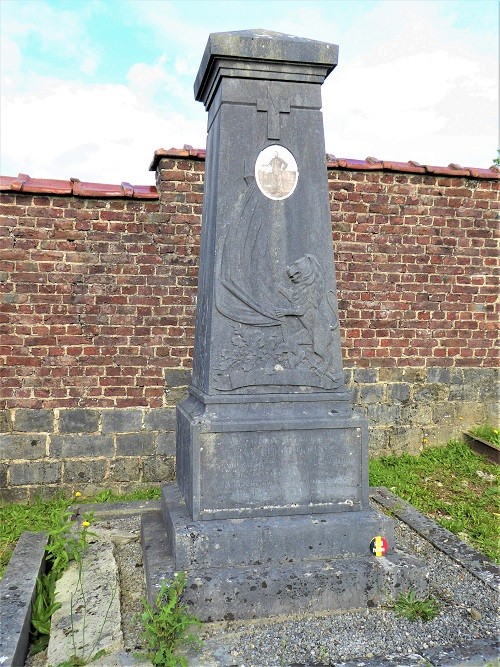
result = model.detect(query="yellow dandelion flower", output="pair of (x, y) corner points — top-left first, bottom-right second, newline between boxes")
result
(82, 521), (90, 528)
(74, 491), (82, 497)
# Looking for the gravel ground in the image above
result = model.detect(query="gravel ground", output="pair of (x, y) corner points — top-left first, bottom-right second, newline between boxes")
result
(107, 508), (498, 667)
(22, 499), (498, 667)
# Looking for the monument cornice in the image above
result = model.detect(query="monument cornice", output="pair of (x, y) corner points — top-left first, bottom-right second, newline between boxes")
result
(194, 29), (338, 109)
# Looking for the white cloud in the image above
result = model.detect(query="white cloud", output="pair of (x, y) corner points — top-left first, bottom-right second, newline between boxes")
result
(1, 0), (101, 79)
(0, 78), (206, 183)
(175, 56), (198, 77)
(0, 35), (22, 87)
(320, 2), (498, 167)
(0, 0), (497, 182)
(126, 57), (193, 107)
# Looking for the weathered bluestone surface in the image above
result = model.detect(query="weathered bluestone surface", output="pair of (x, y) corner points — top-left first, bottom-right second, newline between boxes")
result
(142, 29), (426, 620)
(178, 29), (368, 523)
(192, 29), (342, 396)
(142, 510), (427, 623)
(0, 532), (48, 667)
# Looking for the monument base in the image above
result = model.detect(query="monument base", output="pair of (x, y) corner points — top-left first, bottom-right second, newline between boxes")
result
(141, 484), (428, 622)
(176, 390), (371, 521)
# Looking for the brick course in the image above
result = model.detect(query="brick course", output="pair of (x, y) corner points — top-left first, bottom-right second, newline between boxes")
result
(328, 169), (499, 368)
(0, 154), (498, 500)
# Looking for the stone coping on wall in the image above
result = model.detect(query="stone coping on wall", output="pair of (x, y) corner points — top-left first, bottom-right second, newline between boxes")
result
(0, 174), (158, 198)
(148, 146), (500, 177)
(1, 149), (498, 199)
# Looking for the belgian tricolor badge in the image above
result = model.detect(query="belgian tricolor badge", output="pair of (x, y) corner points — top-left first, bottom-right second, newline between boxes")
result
(370, 535), (389, 557)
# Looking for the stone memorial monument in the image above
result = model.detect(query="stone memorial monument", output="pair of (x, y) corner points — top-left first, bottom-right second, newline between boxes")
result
(142, 29), (425, 621)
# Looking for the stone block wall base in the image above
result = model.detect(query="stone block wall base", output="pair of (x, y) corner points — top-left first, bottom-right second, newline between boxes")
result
(141, 486), (428, 623)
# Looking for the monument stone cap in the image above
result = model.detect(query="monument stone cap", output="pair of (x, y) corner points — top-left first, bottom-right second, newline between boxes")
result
(194, 28), (339, 107)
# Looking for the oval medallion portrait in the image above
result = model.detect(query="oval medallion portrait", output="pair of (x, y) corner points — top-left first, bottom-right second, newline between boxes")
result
(255, 145), (298, 201)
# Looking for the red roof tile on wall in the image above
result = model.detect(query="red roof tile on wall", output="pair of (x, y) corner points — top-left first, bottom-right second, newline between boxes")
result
(1, 148), (498, 198)
(0, 175), (158, 198)
(150, 147), (499, 179)
(324, 156), (499, 178)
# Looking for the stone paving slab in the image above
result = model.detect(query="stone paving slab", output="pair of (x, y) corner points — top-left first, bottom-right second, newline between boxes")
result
(422, 637), (499, 666)
(0, 532), (48, 667)
(74, 499), (160, 519)
(47, 541), (123, 666)
(324, 638), (499, 667)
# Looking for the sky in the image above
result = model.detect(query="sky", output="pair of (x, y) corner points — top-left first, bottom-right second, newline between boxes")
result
(1, 0), (498, 185)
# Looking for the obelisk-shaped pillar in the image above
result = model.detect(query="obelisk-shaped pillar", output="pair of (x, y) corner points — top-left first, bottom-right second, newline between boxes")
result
(142, 30), (427, 622)
(177, 30), (371, 521)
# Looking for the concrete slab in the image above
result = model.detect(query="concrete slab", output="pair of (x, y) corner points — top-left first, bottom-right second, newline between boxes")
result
(69, 499), (160, 519)
(90, 648), (153, 667)
(46, 541), (123, 666)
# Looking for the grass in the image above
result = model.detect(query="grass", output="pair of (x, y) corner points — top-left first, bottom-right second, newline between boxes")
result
(393, 590), (439, 622)
(0, 494), (72, 579)
(0, 487), (161, 578)
(369, 439), (499, 562)
(77, 487), (161, 504)
(469, 424), (500, 447)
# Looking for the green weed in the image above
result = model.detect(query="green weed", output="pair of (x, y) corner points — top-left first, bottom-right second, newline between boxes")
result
(0, 487), (161, 577)
(78, 487), (161, 504)
(140, 572), (201, 667)
(279, 637), (287, 667)
(0, 487), (159, 660)
(369, 440), (500, 562)
(30, 512), (94, 655)
(469, 424), (500, 447)
(0, 494), (72, 578)
(317, 644), (329, 664)
(30, 570), (62, 653)
(393, 590), (439, 622)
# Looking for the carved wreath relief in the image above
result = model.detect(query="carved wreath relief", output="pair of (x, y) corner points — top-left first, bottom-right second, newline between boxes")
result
(255, 145), (298, 201)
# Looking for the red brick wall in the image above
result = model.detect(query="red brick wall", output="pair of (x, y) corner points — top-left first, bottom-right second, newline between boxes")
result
(0, 193), (173, 409)
(1, 158), (498, 411)
(329, 170), (498, 368)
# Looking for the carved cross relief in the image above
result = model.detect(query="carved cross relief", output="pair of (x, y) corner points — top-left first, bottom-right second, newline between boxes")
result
(256, 89), (290, 140)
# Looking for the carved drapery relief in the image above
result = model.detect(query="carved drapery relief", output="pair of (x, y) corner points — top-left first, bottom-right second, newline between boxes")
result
(215, 225), (342, 391)
(213, 130), (341, 392)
